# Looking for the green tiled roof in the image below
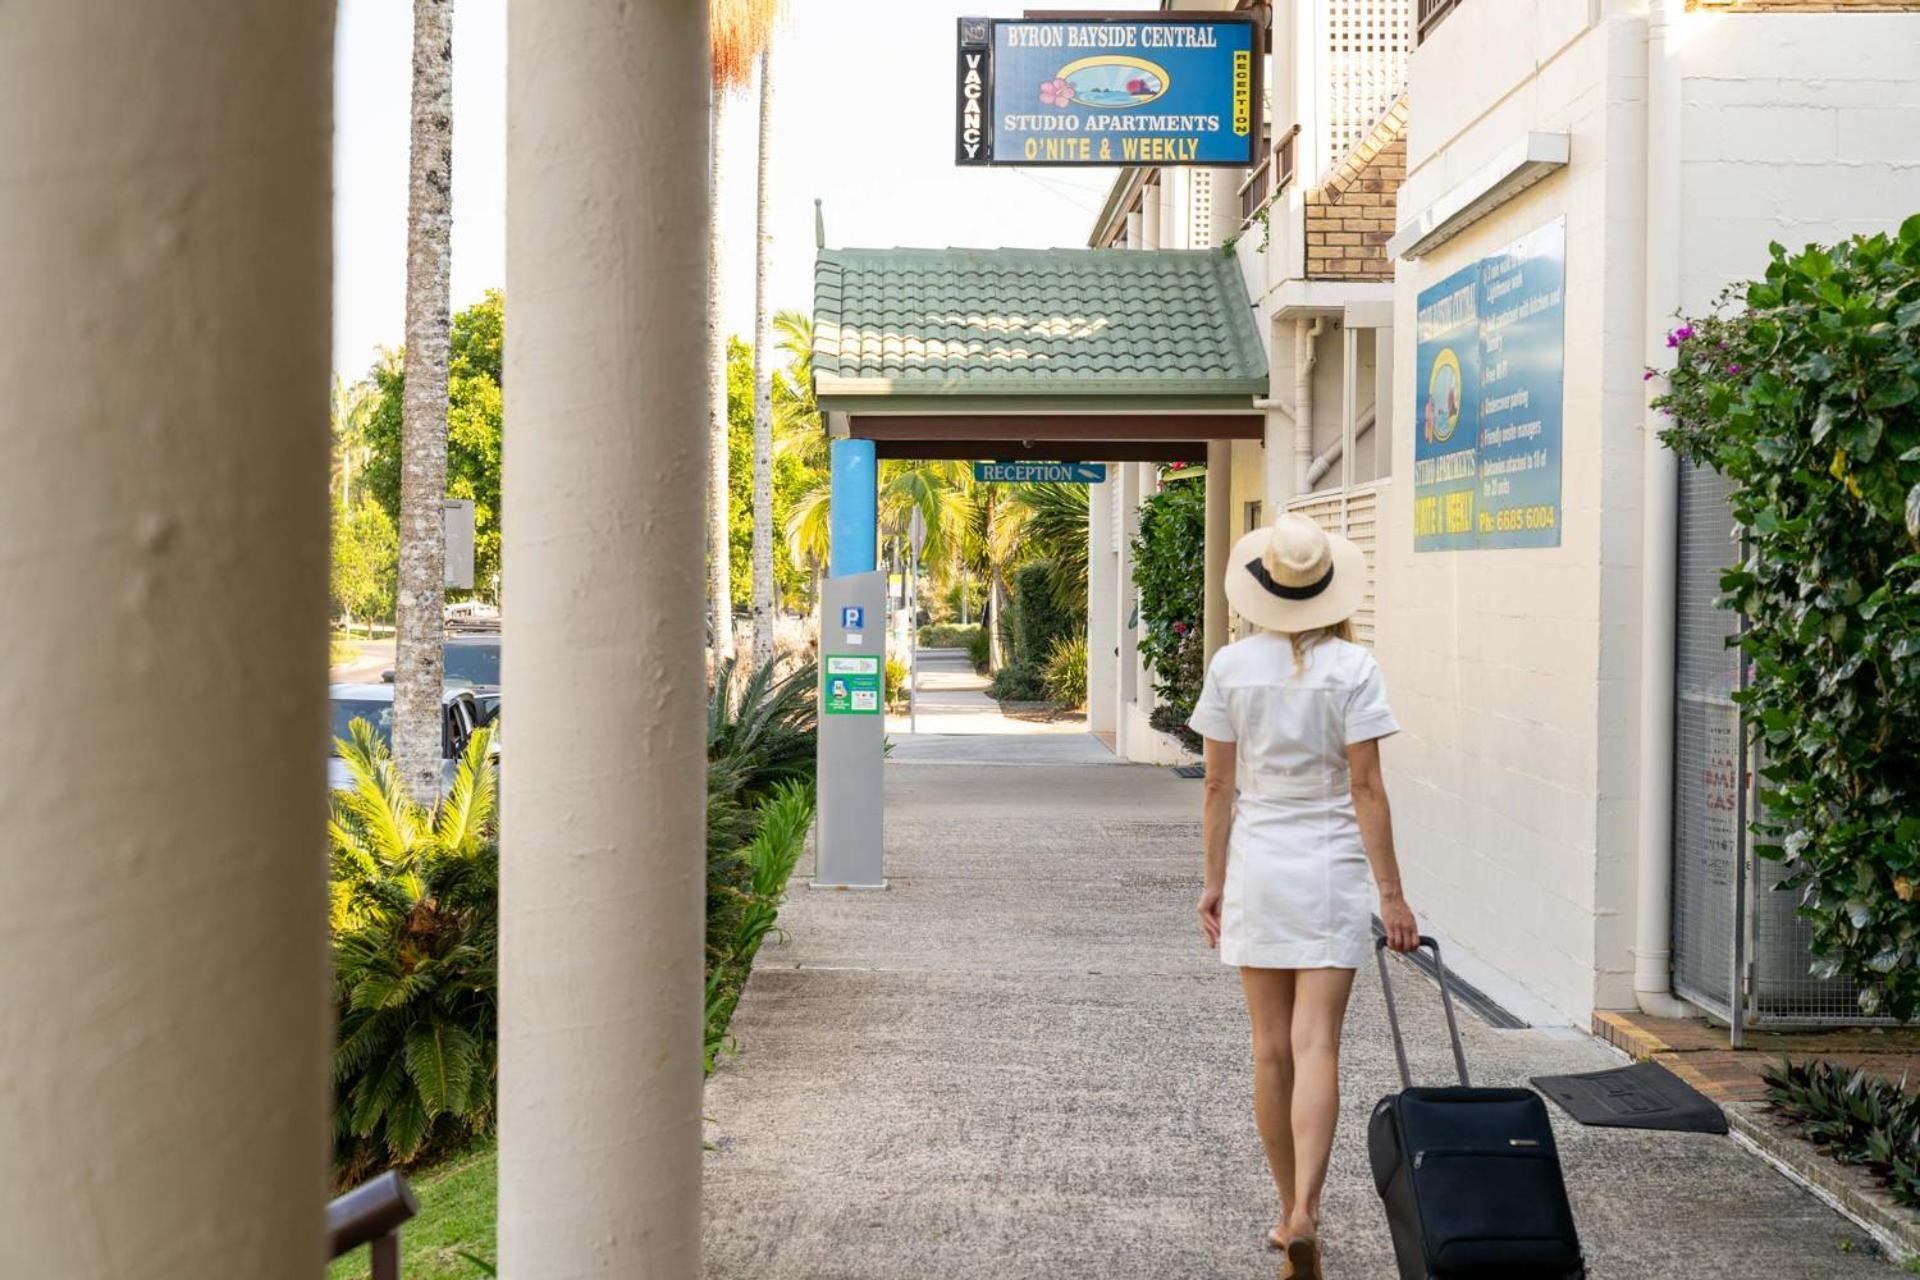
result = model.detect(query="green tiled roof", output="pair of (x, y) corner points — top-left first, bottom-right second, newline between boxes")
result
(812, 247), (1268, 402)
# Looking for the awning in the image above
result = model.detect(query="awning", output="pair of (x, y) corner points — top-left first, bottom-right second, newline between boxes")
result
(812, 246), (1268, 463)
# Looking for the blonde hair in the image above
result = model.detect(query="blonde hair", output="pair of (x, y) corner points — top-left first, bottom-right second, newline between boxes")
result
(1264, 618), (1354, 677)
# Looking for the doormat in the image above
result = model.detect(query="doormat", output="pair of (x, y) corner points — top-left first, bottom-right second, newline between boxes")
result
(1171, 765), (1205, 779)
(1531, 1060), (1727, 1134)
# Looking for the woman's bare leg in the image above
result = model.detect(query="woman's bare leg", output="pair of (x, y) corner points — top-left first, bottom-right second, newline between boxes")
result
(1239, 966), (1298, 1244)
(1286, 967), (1356, 1239)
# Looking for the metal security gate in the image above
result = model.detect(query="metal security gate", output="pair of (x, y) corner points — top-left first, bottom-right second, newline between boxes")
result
(1672, 462), (1875, 1029)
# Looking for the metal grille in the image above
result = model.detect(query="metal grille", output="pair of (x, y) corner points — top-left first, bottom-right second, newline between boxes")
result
(1672, 461), (1874, 1026)
(1416, 0), (1463, 44)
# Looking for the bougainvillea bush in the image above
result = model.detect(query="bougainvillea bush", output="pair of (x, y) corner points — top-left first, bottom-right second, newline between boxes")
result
(1656, 218), (1920, 1019)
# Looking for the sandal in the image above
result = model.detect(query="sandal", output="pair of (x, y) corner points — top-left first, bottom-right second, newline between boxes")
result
(1284, 1235), (1322, 1280)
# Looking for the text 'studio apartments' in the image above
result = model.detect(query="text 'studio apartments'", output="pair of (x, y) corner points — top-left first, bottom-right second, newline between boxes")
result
(1085, 0), (1920, 1027)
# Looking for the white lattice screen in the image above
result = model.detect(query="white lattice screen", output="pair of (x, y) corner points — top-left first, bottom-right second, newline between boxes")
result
(1326, 0), (1410, 168)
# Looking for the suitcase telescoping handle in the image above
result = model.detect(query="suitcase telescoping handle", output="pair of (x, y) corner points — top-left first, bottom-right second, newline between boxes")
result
(1375, 934), (1471, 1091)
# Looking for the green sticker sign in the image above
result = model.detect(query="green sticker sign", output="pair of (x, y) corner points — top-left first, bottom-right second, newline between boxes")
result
(824, 654), (882, 716)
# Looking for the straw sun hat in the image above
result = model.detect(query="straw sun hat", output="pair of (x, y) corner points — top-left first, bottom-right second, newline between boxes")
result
(1224, 512), (1367, 634)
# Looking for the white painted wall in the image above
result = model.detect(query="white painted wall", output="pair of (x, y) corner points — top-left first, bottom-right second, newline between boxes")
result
(1373, 3), (1920, 1025)
(1377, 11), (1647, 1023)
(1677, 11), (1920, 307)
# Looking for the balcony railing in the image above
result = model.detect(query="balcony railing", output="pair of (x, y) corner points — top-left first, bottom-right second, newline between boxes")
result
(1417, 0), (1465, 43)
(1238, 124), (1300, 230)
(328, 1172), (420, 1280)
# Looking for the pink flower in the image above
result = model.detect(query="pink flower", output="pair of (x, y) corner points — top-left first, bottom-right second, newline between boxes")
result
(1172, 621), (1189, 636)
(1039, 78), (1076, 107)
(1666, 325), (1694, 348)
(1643, 369), (1656, 381)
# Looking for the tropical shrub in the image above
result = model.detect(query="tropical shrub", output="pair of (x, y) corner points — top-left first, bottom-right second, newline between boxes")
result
(1042, 632), (1089, 708)
(704, 782), (816, 1069)
(705, 655), (817, 979)
(1765, 1058), (1920, 1209)
(965, 625), (991, 675)
(1133, 480), (1207, 747)
(919, 622), (981, 650)
(330, 722), (499, 1184)
(703, 655), (819, 1066)
(987, 663), (1048, 702)
(884, 656), (909, 709)
(1657, 219), (1920, 1019)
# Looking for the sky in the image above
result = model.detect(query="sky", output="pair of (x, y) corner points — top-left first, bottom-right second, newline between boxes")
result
(332, 0), (1156, 382)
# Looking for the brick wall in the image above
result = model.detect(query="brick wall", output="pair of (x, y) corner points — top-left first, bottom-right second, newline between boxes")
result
(1304, 95), (1408, 281)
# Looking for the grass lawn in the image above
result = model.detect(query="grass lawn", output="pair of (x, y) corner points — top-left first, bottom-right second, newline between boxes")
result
(328, 1144), (496, 1280)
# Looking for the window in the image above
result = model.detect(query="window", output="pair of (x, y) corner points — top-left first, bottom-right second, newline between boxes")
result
(1244, 500), (1264, 533)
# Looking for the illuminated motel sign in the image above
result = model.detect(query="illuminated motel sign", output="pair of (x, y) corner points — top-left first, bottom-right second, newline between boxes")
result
(956, 12), (1262, 167)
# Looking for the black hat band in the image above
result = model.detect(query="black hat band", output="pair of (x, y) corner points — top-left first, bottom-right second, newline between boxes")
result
(1246, 558), (1334, 601)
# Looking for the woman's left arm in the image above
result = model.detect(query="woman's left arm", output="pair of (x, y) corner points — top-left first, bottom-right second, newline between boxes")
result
(1198, 736), (1236, 948)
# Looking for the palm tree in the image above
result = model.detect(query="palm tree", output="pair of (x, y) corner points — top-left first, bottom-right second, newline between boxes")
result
(330, 374), (377, 510)
(1008, 482), (1090, 615)
(709, 0), (776, 662)
(393, 0), (455, 806)
(749, 29), (782, 668)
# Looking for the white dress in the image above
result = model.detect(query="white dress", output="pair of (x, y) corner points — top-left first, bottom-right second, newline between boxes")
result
(1187, 634), (1400, 970)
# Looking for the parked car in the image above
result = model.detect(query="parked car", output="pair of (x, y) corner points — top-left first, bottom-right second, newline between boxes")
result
(380, 633), (501, 727)
(328, 683), (483, 794)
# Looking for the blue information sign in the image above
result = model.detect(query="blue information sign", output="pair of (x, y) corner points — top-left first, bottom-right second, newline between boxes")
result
(957, 15), (1260, 167)
(1413, 218), (1567, 552)
(974, 461), (1108, 484)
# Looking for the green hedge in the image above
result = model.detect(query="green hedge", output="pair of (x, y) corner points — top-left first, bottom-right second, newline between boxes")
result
(919, 622), (981, 650)
(1657, 217), (1920, 1019)
(1133, 481), (1207, 750)
(1008, 559), (1080, 669)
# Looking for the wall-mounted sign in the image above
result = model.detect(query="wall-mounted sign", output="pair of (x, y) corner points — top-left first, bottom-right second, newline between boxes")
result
(973, 460), (1108, 484)
(1413, 218), (1567, 552)
(824, 654), (883, 716)
(956, 13), (1261, 167)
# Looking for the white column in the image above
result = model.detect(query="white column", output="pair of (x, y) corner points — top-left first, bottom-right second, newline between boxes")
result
(501, 0), (708, 1275)
(1129, 463), (1156, 712)
(0, 5), (332, 1275)
(1116, 462), (1143, 753)
(1204, 441), (1233, 663)
(1087, 469), (1119, 737)
(1142, 178), (1163, 249)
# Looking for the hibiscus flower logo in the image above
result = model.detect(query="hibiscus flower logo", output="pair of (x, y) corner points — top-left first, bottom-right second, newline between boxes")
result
(1038, 78), (1076, 108)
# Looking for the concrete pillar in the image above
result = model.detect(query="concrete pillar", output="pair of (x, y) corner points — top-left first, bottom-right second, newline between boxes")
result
(1141, 179), (1162, 249)
(1204, 440), (1233, 663)
(0, 5), (332, 1274)
(1117, 463), (1143, 718)
(500, 0), (707, 1275)
(1087, 469), (1118, 736)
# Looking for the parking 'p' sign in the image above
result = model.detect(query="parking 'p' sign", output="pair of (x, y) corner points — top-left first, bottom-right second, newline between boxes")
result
(841, 606), (865, 630)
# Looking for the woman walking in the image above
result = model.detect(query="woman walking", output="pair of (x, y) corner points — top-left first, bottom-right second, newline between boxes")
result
(1188, 513), (1419, 1280)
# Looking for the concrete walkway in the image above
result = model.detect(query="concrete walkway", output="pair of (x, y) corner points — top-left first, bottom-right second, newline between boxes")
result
(883, 647), (1116, 766)
(703, 754), (1892, 1275)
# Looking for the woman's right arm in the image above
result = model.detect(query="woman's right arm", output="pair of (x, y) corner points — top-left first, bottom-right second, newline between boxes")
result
(1349, 737), (1418, 951)
(1198, 736), (1235, 948)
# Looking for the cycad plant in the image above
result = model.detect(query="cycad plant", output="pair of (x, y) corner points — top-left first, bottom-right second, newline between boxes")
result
(330, 719), (498, 1184)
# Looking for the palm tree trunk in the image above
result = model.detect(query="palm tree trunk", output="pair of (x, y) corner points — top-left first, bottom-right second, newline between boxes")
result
(394, 0), (454, 806)
(988, 565), (1007, 671)
(749, 41), (776, 669)
(706, 89), (734, 662)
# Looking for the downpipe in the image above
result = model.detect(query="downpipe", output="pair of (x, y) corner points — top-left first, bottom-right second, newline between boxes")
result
(1635, 0), (1693, 1020)
(1293, 316), (1325, 494)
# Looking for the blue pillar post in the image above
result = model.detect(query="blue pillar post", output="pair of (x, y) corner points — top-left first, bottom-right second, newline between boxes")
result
(828, 438), (877, 578)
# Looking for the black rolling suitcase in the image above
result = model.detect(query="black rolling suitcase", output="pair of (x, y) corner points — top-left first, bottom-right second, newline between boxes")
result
(1367, 936), (1585, 1279)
